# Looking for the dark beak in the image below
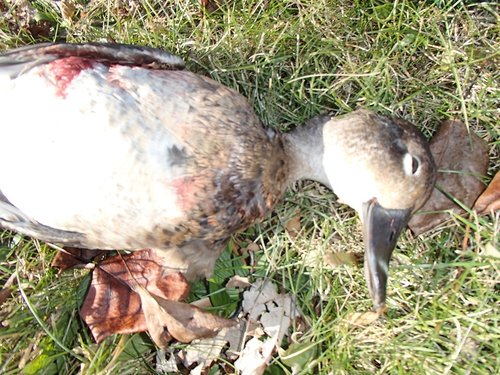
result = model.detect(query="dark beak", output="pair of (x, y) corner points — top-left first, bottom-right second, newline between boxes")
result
(362, 198), (412, 312)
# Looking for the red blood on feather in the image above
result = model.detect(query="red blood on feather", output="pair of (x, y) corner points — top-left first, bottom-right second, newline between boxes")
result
(46, 57), (95, 98)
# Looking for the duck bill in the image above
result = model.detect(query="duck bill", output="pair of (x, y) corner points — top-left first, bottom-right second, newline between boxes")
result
(362, 199), (412, 312)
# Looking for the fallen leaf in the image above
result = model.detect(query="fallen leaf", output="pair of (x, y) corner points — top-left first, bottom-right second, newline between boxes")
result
(181, 322), (244, 369)
(246, 242), (260, 253)
(323, 251), (359, 267)
(80, 249), (190, 344)
(344, 311), (381, 327)
(200, 0), (220, 13)
(138, 290), (236, 345)
(0, 273), (16, 308)
(242, 280), (279, 322)
(285, 214), (302, 239)
(474, 171), (500, 214)
(409, 119), (489, 235)
(481, 242), (500, 259)
(226, 275), (251, 289)
(234, 336), (277, 375)
(156, 349), (179, 374)
(224, 321), (245, 357)
(51, 247), (107, 272)
(190, 363), (204, 375)
(233, 279), (302, 373)
(190, 297), (213, 309)
(263, 293), (300, 345)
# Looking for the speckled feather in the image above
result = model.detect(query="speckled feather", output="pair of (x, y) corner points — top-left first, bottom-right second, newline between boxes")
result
(0, 44), (289, 277)
(0, 43), (436, 296)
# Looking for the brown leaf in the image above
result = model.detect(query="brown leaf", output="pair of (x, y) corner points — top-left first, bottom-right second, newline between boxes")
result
(51, 247), (107, 272)
(474, 171), (500, 214)
(285, 215), (302, 239)
(226, 275), (251, 289)
(408, 119), (489, 235)
(80, 249), (190, 343)
(323, 251), (359, 267)
(0, 273), (16, 309)
(200, 0), (220, 13)
(344, 311), (381, 327)
(246, 243), (260, 253)
(138, 289), (236, 345)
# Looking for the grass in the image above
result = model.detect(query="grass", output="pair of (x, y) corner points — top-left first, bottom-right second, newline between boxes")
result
(0, 0), (499, 373)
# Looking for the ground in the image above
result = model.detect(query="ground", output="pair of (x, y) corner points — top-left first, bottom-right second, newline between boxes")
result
(0, 1), (498, 374)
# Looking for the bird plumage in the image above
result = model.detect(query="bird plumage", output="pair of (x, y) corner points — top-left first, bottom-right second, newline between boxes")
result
(0, 43), (435, 307)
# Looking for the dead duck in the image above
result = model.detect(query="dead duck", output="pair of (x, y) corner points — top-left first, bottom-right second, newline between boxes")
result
(0, 43), (435, 311)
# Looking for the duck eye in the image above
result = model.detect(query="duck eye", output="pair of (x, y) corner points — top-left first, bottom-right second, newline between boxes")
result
(403, 153), (420, 176)
(411, 156), (420, 174)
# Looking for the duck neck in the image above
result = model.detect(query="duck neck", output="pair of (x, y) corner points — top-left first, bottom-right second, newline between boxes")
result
(282, 117), (331, 188)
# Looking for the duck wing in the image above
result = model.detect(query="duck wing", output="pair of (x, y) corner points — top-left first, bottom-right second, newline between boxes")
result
(0, 42), (184, 78)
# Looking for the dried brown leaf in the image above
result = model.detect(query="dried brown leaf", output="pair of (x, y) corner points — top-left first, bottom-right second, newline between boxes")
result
(408, 119), (489, 235)
(51, 247), (107, 272)
(80, 249), (190, 343)
(344, 311), (381, 327)
(323, 251), (359, 267)
(0, 273), (16, 308)
(246, 243), (260, 253)
(200, 0), (220, 13)
(226, 275), (251, 289)
(474, 171), (500, 214)
(190, 296), (213, 309)
(138, 289), (236, 346)
(285, 215), (302, 239)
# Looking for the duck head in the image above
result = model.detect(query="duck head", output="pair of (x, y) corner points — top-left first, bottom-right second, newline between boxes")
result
(285, 109), (436, 311)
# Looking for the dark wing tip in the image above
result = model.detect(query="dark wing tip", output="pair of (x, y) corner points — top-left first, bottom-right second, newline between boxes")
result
(0, 42), (185, 76)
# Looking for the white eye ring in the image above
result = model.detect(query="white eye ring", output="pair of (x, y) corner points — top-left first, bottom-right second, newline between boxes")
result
(403, 153), (420, 176)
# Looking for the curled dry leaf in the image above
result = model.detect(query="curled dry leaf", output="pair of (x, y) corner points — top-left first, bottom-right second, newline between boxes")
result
(408, 119), (489, 235)
(80, 248), (235, 347)
(474, 171), (500, 214)
(51, 247), (107, 272)
(80, 249), (190, 343)
(226, 275), (251, 289)
(137, 290), (236, 346)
